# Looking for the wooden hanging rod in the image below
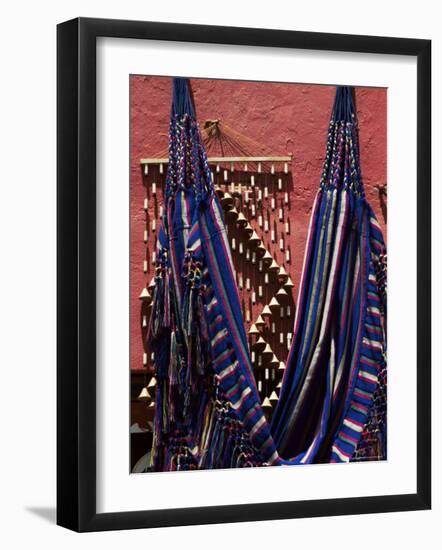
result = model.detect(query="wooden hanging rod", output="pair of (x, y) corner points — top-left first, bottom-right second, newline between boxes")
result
(140, 155), (292, 165)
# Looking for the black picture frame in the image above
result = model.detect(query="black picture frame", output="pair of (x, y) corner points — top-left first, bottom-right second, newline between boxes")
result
(57, 17), (431, 532)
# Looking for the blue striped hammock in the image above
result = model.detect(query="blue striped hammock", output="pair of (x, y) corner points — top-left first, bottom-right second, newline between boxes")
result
(148, 79), (387, 470)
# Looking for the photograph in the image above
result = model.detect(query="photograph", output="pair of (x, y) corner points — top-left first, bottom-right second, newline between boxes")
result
(55, 14), (431, 533)
(0, 0), (436, 541)
(130, 76), (388, 473)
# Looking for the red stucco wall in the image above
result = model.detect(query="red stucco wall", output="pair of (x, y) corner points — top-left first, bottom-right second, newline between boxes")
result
(130, 77), (387, 377)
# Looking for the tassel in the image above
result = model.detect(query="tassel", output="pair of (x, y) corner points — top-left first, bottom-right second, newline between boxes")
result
(169, 331), (178, 386)
(148, 249), (171, 340)
(181, 251), (211, 410)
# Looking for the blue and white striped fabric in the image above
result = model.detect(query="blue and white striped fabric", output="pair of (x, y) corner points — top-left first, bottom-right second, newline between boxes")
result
(148, 80), (387, 470)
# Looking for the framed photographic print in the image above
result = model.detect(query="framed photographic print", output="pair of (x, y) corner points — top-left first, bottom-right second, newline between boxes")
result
(57, 17), (431, 532)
